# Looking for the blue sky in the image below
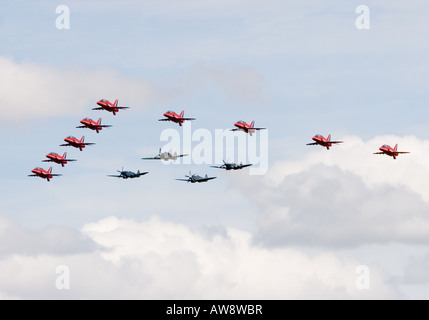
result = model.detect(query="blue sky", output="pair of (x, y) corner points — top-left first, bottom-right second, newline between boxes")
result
(1, 0), (429, 299)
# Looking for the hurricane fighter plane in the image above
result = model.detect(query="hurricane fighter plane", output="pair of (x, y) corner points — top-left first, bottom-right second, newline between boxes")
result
(159, 110), (195, 126)
(210, 160), (253, 170)
(76, 117), (112, 133)
(42, 152), (77, 167)
(142, 148), (188, 161)
(231, 120), (266, 136)
(176, 172), (217, 183)
(306, 134), (343, 150)
(107, 168), (149, 179)
(28, 167), (61, 182)
(60, 136), (95, 151)
(92, 99), (129, 115)
(373, 144), (410, 160)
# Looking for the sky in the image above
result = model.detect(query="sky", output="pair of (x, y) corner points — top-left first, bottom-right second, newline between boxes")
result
(1, 0), (429, 299)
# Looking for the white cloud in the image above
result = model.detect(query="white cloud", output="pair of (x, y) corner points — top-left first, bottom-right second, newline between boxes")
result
(229, 135), (429, 247)
(0, 217), (98, 256)
(267, 135), (429, 201)
(0, 56), (157, 124)
(0, 215), (400, 299)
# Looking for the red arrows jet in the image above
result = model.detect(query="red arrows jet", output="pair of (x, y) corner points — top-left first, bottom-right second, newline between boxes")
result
(231, 120), (266, 136)
(158, 110), (195, 126)
(92, 99), (129, 115)
(42, 152), (77, 167)
(28, 167), (62, 182)
(373, 144), (410, 160)
(306, 134), (343, 150)
(60, 136), (95, 151)
(76, 117), (112, 133)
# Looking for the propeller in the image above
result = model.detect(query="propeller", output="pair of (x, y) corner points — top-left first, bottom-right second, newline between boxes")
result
(185, 171), (195, 182)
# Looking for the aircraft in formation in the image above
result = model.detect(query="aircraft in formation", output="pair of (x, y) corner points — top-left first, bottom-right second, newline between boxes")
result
(42, 152), (77, 167)
(28, 167), (62, 182)
(107, 168), (149, 179)
(60, 136), (95, 151)
(306, 134), (343, 150)
(77, 117), (112, 133)
(176, 172), (217, 183)
(373, 144), (410, 160)
(231, 120), (266, 136)
(141, 148), (188, 161)
(210, 160), (253, 171)
(93, 99), (129, 116)
(158, 110), (196, 126)
(30, 102), (412, 183)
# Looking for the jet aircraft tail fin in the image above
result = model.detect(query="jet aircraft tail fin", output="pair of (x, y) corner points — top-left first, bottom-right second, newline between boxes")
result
(394, 144), (398, 152)
(250, 121), (255, 128)
(327, 134), (331, 141)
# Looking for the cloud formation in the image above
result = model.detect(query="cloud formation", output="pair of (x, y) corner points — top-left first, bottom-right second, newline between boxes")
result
(0, 57), (156, 124)
(229, 135), (429, 247)
(0, 215), (399, 299)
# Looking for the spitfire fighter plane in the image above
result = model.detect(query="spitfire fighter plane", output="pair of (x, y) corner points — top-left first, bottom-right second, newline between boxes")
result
(92, 99), (129, 115)
(176, 172), (217, 183)
(107, 168), (149, 179)
(210, 160), (253, 170)
(159, 110), (195, 126)
(231, 120), (266, 136)
(373, 144), (410, 160)
(76, 117), (112, 133)
(306, 134), (343, 150)
(60, 136), (95, 151)
(42, 152), (77, 167)
(142, 148), (188, 161)
(28, 167), (62, 182)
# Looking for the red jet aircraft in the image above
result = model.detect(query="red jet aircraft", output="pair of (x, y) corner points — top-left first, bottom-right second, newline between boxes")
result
(28, 167), (62, 182)
(42, 152), (77, 167)
(92, 99), (129, 115)
(60, 136), (95, 151)
(76, 117), (112, 133)
(231, 120), (266, 136)
(306, 134), (343, 150)
(373, 144), (410, 160)
(158, 110), (195, 126)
